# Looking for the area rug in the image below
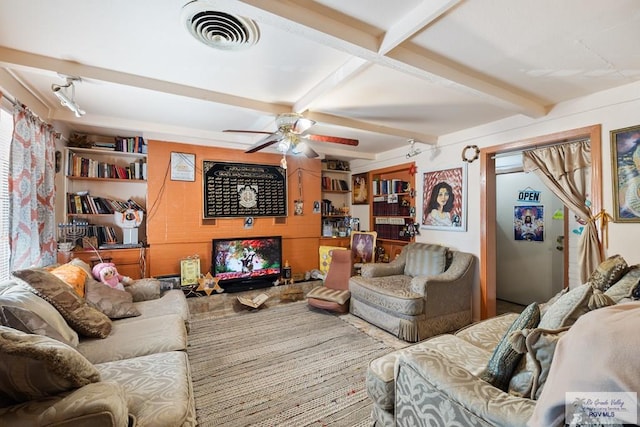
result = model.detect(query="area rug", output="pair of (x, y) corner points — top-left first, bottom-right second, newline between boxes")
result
(187, 301), (394, 426)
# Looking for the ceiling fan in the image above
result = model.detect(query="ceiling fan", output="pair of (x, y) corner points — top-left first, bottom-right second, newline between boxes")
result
(224, 113), (359, 158)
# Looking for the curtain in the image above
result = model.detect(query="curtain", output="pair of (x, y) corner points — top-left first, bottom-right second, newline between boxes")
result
(8, 105), (57, 270)
(522, 140), (601, 282)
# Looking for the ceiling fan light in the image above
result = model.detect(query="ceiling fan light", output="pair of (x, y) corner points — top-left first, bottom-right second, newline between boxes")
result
(277, 138), (291, 153)
(291, 141), (307, 155)
(293, 117), (315, 133)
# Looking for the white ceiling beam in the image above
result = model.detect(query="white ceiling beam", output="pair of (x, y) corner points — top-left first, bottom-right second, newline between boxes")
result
(0, 46), (291, 117)
(239, 0), (547, 118)
(0, 67), (50, 119)
(294, 0), (459, 114)
(387, 44), (548, 117)
(305, 111), (437, 144)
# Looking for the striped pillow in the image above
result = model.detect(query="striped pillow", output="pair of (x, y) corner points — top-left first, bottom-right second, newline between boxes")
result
(403, 244), (448, 277)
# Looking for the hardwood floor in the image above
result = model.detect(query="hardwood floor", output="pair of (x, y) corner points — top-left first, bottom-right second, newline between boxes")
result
(496, 299), (526, 315)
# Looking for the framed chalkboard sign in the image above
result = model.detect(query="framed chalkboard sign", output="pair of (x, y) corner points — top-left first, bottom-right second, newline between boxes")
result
(203, 161), (287, 218)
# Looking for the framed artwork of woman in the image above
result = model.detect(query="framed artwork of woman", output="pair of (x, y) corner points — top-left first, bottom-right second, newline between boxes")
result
(350, 231), (377, 264)
(422, 165), (467, 231)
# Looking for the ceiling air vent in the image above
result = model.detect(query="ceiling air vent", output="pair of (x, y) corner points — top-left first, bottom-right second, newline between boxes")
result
(181, 1), (260, 51)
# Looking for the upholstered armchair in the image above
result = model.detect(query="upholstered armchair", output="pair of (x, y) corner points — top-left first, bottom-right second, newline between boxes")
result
(349, 243), (475, 342)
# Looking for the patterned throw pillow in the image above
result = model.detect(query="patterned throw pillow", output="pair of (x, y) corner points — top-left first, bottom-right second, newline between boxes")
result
(0, 281), (79, 347)
(0, 326), (100, 405)
(49, 264), (88, 297)
(604, 265), (640, 303)
(85, 279), (141, 319)
(587, 254), (629, 292)
(526, 327), (570, 400)
(12, 269), (112, 338)
(481, 302), (540, 391)
(538, 283), (593, 329)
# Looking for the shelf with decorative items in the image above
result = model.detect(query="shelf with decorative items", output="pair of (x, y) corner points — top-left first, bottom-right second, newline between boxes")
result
(321, 159), (352, 238)
(60, 142), (149, 277)
(369, 162), (418, 261)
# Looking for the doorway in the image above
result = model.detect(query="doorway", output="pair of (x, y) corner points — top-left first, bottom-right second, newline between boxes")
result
(479, 125), (602, 318)
(495, 160), (565, 305)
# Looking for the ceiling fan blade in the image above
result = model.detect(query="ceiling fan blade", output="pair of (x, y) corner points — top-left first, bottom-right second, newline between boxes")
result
(245, 134), (280, 153)
(223, 129), (273, 135)
(304, 134), (359, 146)
(296, 142), (319, 158)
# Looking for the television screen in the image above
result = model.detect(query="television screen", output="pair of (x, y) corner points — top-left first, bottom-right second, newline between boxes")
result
(212, 236), (282, 284)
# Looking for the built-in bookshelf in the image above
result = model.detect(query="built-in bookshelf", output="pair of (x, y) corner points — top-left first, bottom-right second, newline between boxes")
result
(369, 162), (416, 259)
(321, 160), (351, 238)
(62, 145), (147, 249)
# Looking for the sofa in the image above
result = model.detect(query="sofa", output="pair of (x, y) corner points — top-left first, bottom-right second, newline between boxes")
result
(366, 254), (640, 427)
(0, 258), (195, 427)
(349, 243), (475, 342)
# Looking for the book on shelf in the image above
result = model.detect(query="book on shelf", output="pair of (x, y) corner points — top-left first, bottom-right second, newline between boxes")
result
(67, 151), (147, 180)
(67, 193), (146, 215)
(237, 293), (270, 309)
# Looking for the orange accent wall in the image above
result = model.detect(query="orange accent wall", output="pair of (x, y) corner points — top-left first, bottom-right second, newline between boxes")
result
(146, 140), (322, 278)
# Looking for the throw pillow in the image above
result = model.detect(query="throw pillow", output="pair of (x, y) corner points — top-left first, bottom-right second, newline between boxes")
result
(604, 265), (640, 303)
(480, 302), (540, 391)
(403, 243), (447, 277)
(525, 327), (570, 400)
(85, 279), (141, 319)
(538, 283), (593, 329)
(49, 263), (88, 297)
(0, 282), (79, 347)
(587, 254), (629, 292)
(12, 269), (112, 339)
(0, 326), (100, 405)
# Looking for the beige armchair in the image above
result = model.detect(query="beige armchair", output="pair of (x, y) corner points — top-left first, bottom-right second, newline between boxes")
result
(349, 243), (475, 342)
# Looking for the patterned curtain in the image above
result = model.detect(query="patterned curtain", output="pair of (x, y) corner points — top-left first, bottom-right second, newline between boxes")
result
(8, 105), (57, 270)
(522, 139), (601, 282)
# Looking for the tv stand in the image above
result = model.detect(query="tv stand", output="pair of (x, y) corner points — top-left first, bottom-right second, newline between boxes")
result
(222, 279), (274, 294)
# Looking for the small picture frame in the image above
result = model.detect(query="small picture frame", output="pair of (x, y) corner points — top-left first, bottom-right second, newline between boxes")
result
(610, 125), (640, 222)
(352, 173), (369, 204)
(171, 152), (196, 181)
(180, 257), (200, 286)
(350, 231), (377, 264)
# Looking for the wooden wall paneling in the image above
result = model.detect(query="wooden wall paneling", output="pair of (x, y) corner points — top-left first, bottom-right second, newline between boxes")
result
(146, 140), (322, 278)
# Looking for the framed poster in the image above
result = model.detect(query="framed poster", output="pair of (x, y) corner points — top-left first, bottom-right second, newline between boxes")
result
(202, 161), (287, 218)
(514, 205), (544, 242)
(352, 173), (369, 204)
(610, 125), (640, 222)
(350, 231), (377, 264)
(180, 257), (200, 286)
(171, 152), (196, 181)
(421, 164), (467, 231)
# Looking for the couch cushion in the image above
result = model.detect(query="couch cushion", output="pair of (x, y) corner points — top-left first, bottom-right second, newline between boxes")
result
(49, 263), (87, 297)
(454, 312), (519, 352)
(366, 334), (491, 411)
(0, 326), (100, 406)
(117, 289), (190, 328)
(480, 302), (540, 391)
(403, 243), (447, 277)
(604, 265), (640, 303)
(349, 275), (423, 316)
(85, 279), (141, 319)
(0, 281), (79, 347)
(96, 351), (196, 427)
(12, 268), (112, 338)
(587, 254), (628, 291)
(77, 313), (188, 364)
(538, 283), (592, 329)
(125, 278), (161, 302)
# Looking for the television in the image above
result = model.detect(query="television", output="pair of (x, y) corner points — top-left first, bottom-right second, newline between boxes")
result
(211, 236), (282, 292)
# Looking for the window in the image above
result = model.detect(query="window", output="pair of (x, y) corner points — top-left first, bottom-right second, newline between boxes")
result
(0, 107), (12, 280)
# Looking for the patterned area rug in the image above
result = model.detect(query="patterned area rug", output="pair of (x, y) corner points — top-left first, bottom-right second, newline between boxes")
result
(187, 302), (394, 426)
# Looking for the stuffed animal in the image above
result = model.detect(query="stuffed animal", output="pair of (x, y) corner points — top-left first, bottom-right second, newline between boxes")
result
(91, 262), (132, 291)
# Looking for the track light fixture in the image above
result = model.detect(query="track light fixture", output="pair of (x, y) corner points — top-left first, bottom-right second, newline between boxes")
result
(406, 139), (422, 158)
(51, 78), (85, 118)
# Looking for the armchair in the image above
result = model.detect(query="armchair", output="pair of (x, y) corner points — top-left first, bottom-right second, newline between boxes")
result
(349, 243), (475, 342)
